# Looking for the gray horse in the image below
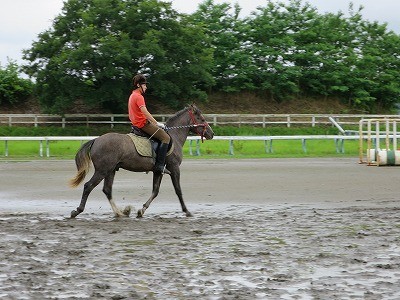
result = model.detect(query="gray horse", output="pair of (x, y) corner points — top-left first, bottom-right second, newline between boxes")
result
(69, 104), (214, 218)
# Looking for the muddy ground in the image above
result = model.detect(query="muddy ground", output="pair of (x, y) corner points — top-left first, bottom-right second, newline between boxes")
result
(0, 158), (399, 299)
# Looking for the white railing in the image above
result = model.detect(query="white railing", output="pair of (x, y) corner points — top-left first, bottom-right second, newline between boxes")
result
(0, 136), (98, 157)
(0, 135), (363, 157)
(1, 113), (399, 128)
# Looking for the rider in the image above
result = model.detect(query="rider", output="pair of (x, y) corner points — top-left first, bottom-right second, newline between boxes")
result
(128, 74), (171, 174)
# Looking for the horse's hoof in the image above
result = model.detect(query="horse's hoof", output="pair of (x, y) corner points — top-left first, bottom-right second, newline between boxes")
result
(137, 209), (144, 218)
(186, 211), (193, 217)
(123, 205), (132, 217)
(70, 210), (78, 218)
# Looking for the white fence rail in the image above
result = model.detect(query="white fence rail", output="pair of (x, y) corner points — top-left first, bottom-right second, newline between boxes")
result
(0, 135), (363, 157)
(1, 113), (399, 128)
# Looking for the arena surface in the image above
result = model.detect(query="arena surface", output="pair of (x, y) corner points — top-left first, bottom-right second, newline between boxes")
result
(1, 158), (400, 299)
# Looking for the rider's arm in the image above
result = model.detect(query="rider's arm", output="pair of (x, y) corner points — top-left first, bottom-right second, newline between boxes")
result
(140, 106), (158, 125)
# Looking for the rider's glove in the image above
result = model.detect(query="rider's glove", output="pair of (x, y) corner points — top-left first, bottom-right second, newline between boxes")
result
(156, 122), (165, 129)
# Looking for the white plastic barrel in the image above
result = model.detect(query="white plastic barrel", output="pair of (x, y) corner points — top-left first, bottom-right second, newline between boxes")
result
(367, 149), (377, 163)
(377, 150), (400, 166)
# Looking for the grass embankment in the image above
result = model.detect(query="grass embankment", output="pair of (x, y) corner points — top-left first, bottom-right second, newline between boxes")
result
(0, 125), (361, 159)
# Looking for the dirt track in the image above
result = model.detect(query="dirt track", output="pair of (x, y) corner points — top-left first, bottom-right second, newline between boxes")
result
(1, 158), (400, 299)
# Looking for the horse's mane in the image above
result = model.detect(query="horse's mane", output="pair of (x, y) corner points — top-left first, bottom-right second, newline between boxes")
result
(167, 107), (189, 124)
(166, 104), (201, 125)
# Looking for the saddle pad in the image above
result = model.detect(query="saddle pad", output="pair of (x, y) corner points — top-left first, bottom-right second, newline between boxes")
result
(127, 133), (153, 157)
(127, 133), (175, 157)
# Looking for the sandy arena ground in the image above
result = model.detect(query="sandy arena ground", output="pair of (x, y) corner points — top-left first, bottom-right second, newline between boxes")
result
(0, 158), (400, 299)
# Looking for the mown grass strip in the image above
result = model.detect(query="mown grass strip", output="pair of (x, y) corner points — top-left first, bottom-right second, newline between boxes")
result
(0, 139), (361, 159)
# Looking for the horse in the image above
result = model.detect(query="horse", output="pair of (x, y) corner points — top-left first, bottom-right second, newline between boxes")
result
(69, 104), (214, 218)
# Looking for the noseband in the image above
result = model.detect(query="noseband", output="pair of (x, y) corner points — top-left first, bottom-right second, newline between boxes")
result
(188, 108), (209, 142)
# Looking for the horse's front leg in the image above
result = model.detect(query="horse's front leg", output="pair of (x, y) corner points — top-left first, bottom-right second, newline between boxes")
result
(137, 173), (163, 218)
(170, 168), (192, 217)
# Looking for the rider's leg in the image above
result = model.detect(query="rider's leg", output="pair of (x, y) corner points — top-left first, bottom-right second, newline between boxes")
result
(141, 122), (171, 173)
(154, 142), (169, 173)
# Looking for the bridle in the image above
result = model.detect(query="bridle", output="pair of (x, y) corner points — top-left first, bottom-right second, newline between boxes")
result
(188, 108), (209, 142)
(165, 107), (209, 142)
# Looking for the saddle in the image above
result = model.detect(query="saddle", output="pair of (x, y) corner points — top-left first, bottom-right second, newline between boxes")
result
(127, 126), (173, 158)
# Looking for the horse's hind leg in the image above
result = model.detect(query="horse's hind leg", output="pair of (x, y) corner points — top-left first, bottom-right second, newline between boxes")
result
(103, 170), (131, 217)
(71, 172), (104, 218)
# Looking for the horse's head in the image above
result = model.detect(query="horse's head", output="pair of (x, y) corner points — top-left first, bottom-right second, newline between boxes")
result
(188, 104), (214, 141)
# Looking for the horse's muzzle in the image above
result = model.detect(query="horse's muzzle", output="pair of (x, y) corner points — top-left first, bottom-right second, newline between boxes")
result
(204, 126), (215, 140)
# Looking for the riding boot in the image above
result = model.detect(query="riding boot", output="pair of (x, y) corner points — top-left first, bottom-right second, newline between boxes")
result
(154, 143), (170, 174)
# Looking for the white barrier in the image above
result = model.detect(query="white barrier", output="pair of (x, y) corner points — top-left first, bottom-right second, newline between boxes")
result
(0, 136), (97, 157)
(359, 119), (400, 166)
(0, 135), (362, 157)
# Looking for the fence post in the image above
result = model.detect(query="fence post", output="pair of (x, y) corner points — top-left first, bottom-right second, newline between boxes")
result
(229, 140), (234, 155)
(394, 121), (397, 150)
(264, 139), (269, 153)
(269, 140), (274, 153)
(196, 140), (201, 156)
(46, 140), (50, 157)
(189, 140), (201, 156)
(302, 139), (307, 153)
(335, 138), (342, 153)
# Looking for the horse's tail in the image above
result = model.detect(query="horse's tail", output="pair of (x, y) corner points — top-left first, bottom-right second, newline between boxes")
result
(69, 139), (96, 188)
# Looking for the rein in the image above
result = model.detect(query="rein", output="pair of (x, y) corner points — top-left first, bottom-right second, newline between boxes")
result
(165, 108), (208, 142)
(165, 124), (205, 130)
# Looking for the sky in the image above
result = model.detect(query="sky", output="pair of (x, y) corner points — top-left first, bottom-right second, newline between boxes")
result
(0, 0), (399, 67)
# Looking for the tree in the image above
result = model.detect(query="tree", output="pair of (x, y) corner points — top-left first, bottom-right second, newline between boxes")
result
(21, 0), (400, 113)
(0, 60), (33, 106)
(22, 0), (214, 113)
(189, 0), (252, 92)
(245, 0), (311, 101)
(342, 7), (400, 111)
(243, 0), (400, 110)
(136, 15), (214, 107)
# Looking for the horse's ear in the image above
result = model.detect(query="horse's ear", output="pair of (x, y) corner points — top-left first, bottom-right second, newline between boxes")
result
(186, 103), (196, 111)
